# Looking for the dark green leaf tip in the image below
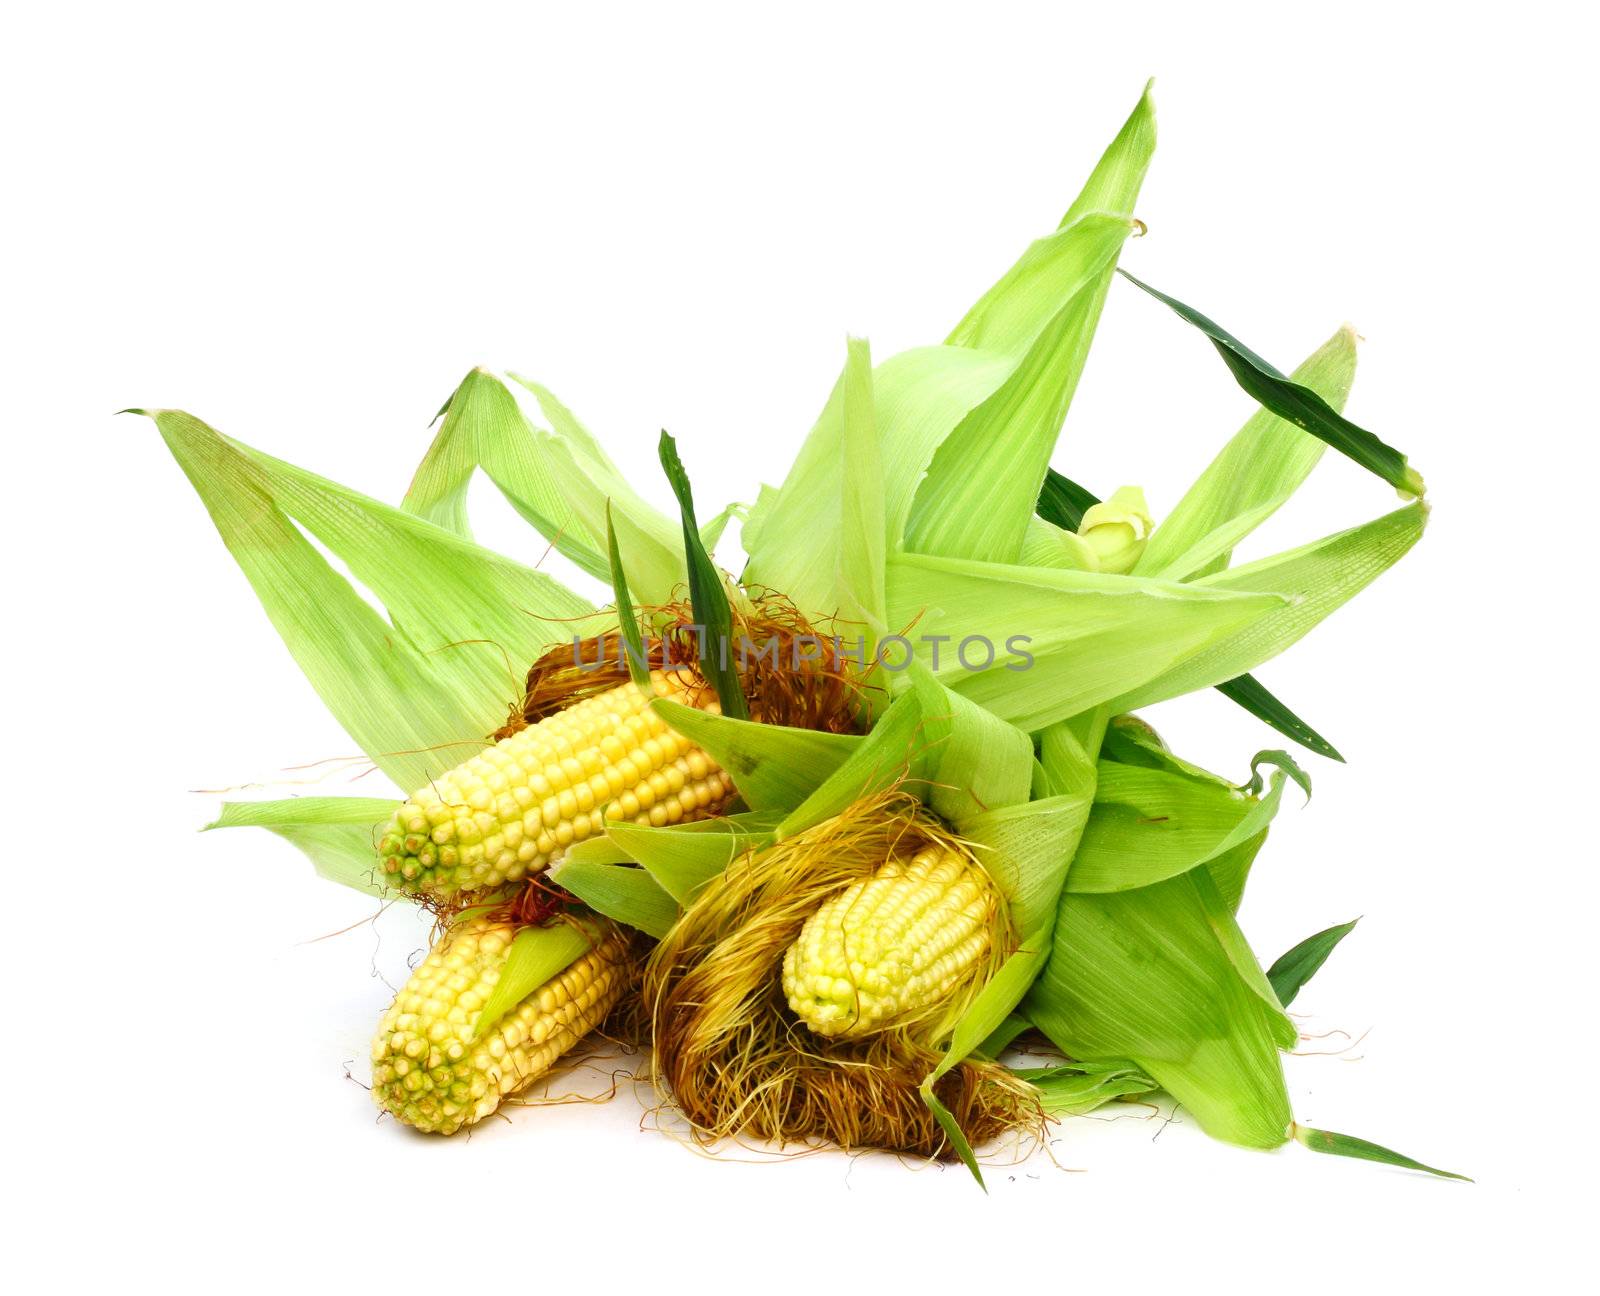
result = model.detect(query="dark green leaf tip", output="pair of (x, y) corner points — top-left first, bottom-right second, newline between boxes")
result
(1215, 674), (1345, 762)
(1267, 918), (1359, 1007)
(1294, 1124), (1471, 1182)
(658, 431), (750, 722)
(1035, 468), (1101, 532)
(1116, 269), (1424, 496)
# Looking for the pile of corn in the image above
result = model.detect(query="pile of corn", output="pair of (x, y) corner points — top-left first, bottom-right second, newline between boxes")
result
(155, 84), (1462, 1182)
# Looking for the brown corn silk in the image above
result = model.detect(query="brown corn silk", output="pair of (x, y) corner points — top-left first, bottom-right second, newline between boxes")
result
(496, 593), (866, 740)
(642, 791), (1040, 1158)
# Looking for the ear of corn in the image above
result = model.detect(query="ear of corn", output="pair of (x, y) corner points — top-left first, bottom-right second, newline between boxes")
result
(371, 915), (634, 1135)
(378, 671), (736, 897)
(782, 844), (997, 1040)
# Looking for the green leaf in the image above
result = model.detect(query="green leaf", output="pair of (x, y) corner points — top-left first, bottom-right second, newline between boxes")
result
(1017, 1061), (1160, 1117)
(1035, 468), (1098, 531)
(906, 667), (1034, 827)
(931, 930), (1051, 1083)
(605, 812), (782, 904)
(651, 700), (860, 813)
(1294, 1125), (1471, 1182)
(870, 86), (1155, 563)
(205, 797), (399, 897)
(740, 337), (887, 633)
(1117, 273), (1424, 496)
(403, 369), (686, 603)
(1267, 918), (1359, 1007)
(205, 797), (399, 829)
(1110, 502), (1429, 713)
(1205, 832), (1269, 915)
(776, 688), (938, 835)
(1027, 867), (1294, 1148)
(658, 431), (748, 720)
(143, 409), (598, 793)
(977, 1013), (1031, 1059)
(1035, 476), (1343, 761)
(1214, 674), (1344, 762)
(884, 550), (1284, 732)
(1066, 753), (1304, 894)
(919, 1082), (985, 1189)
(472, 919), (599, 1039)
(962, 794), (1092, 945)
(1137, 325), (1361, 581)
(1091, 725), (1275, 908)
(548, 844), (679, 938)
(1018, 515), (1100, 571)
(906, 216), (1140, 563)
(606, 503), (651, 690)
(905, 86), (1155, 565)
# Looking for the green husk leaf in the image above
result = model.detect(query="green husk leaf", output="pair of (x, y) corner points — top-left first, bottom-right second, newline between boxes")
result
(905, 215), (1140, 563)
(605, 812), (783, 904)
(931, 929), (1050, 1083)
(515, 373), (688, 601)
(206, 797), (399, 897)
(652, 700), (860, 813)
(1034, 478), (1342, 760)
(963, 793), (1093, 945)
(925, 707), (1104, 1104)
(1018, 515), (1100, 571)
(403, 369), (686, 603)
(1205, 832), (1270, 915)
(1027, 866), (1295, 1148)
(1267, 918), (1360, 1007)
(740, 337), (887, 634)
(866, 86), (1154, 567)
(1192, 864), (1297, 1036)
(1110, 502), (1429, 713)
(472, 918), (599, 1039)
(606, 503), (651, 690)
(919, 1082), (985, 1189)
(904, 87), (1155, 564)
(1293, 1125), (1471, 1182)
(697, 500), (741, 556)
(776, 689), (937, 835)
(1066, 752), (1304, 894)
(1117, 273), (1424, 496)
(548, 844), (679, 938)
(1137, 325), (1361, 581)
(885, 551), (1285, 732)
(977, 1013), (1032, 1059)
(658, 431), (748, 720)
(1016, 1060), (1160, 1116)
(907, 666), (1034, 827)
(205, 797), (399, 829)
(1090, 724), (1274, 908)
(141, 408), (598, 793)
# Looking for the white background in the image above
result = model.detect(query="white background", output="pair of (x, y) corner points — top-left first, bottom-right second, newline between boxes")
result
(5, 2), (1595, 1289)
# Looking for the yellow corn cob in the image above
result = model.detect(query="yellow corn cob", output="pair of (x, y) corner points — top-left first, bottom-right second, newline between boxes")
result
(371, 915), (633, 1135)
(782, 844), (995, 1040)
(378, 671), (736, 897)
